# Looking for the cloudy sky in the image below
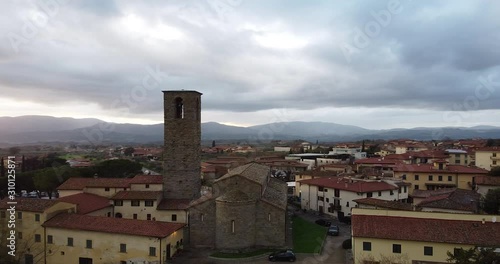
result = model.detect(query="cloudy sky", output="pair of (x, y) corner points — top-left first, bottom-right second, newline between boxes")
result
(1, 0), (500, 129)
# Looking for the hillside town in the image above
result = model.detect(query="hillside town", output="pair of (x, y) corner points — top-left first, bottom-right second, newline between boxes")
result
(0, 91), (499, 264)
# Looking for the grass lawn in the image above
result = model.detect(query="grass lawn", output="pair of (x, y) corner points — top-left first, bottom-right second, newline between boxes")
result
(210, 248), (275, 258)
(293, 216), (327, 253)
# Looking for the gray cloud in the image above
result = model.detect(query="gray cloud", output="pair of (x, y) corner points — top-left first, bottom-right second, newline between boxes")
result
(0, 0), (499, 125)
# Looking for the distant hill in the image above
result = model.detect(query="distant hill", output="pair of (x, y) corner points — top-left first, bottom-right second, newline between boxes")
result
(0, 115), (101, 134)
(0, 115), (499, 145)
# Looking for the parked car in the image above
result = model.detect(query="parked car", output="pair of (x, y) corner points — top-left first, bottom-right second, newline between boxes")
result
(328, 225), (339, 236)
(315, 219), (332, 227)
(268, 249), (296, 262)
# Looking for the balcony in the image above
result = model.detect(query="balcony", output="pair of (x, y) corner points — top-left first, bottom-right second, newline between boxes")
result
(490, 155), (500, 160)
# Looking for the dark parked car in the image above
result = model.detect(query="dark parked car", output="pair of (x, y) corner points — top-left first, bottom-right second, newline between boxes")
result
(268, 249), (296, 262)
(328, 225), (339, 236)
(315, 219), (332, 226)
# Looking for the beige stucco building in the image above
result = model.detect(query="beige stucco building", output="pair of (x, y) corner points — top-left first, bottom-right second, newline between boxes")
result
(393, 161), (488, 194)
(475, 146), (500, 171)
(43, 213), (184, 264)
(351, 208), (500, 264)
(0, 198), (76, 263)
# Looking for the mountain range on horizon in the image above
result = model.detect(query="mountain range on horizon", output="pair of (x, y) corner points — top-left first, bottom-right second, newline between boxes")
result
(0, 115), (499, 145)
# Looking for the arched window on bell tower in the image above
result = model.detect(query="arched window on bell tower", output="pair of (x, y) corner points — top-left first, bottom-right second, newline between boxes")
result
(175, 97), (184, 119)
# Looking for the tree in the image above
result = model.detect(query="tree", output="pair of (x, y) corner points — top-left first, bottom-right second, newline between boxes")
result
(8, 147), (20, 156)
(212, 140), (216, 147)
(95, 159), (142, 178)
(489, 167), (500, 177)
(482, 188), (500, 214)
(33, 168), (62, 199)
(0, 157), (4, 178)
(361, 140), (366, 152)
(123, 147), (135, 156)
(447, 247), (500, 263)
(486, 139), (500, 147)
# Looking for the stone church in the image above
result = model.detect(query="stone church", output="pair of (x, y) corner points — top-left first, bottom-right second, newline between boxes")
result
(162, 90), (288, 251)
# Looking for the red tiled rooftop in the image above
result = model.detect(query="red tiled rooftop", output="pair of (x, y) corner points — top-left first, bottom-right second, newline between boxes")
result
(355, 157), (402, 165)
(157, 199), (191, 210)
(417, 189), (480, 212)
(298, 177), (398, 193)
(475, 175), (500, 186)
(128, 175), (163, 184)
(475, 146), (500, 152)
(56, 178), (89, 190)
(353, 198), (412, 211)
(0, 198), (60, 212)
(352, 214), (500, 247)
(43, 213), (185, 238)
(411, 188), (456, 198)
(111, 191), (162, 200)
(85, 178), (131, 188)
(58, 193), (111, 215)
(393, 164), (488, 174)
(57, 178), (131, 190)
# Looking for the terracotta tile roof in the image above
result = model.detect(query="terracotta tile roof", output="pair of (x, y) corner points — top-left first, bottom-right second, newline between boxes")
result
(412, 188), (456, 198)
(0, 198), (59, 212)
(352, 214), (500, 247)
(297, 170), (339, 178)
(215, 162), (270, 187)
(417, 189), (480, 212)
(85, 178), (131, 188)
(393, 164), (488, 174)
(43, 213), (185, 238)
(475, 175), (500, 186)
(353, 198), (413, 211)
(56, 178), (90, 190)
(355, 157), (401, 165)
(128, 175), (163, 184)
(262, 178), (288, 210)
(57, 177), (131, 190)
(57, 193), (111, 215)
(475, 146), (500, 152)
(298, 177), (398, 193)
(157, 199), (191, 210)
(111, 191), (162, 200)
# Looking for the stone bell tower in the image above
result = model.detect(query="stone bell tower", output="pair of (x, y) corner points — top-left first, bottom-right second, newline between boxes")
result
(162, 90), (202, 200)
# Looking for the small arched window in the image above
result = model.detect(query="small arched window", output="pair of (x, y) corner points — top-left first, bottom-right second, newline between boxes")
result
(175, 97), (184, 119)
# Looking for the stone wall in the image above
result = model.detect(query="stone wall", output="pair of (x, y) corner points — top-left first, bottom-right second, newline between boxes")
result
(189, 199), (216, 247)
(163, 90), (202, 200)
(255, 201), (287, 248)
(214, 176), (262, 200)
(215, 199), (256, 250)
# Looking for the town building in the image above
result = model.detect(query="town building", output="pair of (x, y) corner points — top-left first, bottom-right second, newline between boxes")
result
(42, 213), (184, 264)
(474, 175), (500, 197)
(351, 208), (500, 264)
(413, 188), (480, 214)
(475, 146), (500, 171)
(188, 163), (287, 251)
(298, 176), (409, 217)
(393, 161), (488, 194)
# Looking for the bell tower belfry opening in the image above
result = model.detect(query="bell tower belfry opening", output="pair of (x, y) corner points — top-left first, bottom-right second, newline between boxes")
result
(162, 90), (202, 200)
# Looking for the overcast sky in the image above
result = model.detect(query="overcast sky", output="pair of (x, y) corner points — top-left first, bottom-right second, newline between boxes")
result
(1, 0), (500, 129)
